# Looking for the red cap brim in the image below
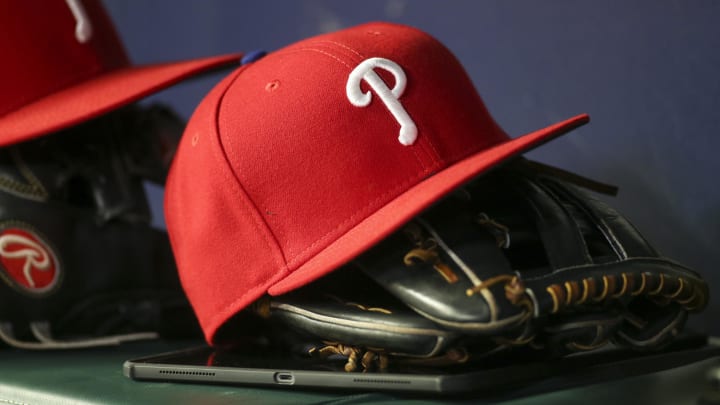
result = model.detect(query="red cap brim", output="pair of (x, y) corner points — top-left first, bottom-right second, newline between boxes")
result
(0, 53), (241, 147)
(268, 113), (589, 296)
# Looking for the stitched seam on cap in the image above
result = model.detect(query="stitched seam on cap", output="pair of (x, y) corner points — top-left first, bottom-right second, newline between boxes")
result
(203, 68), (290, 333)
(287, 47), (354, 69)
(315, 40), (363, 58)
(421, 129), (444, 167)
(286, 168), (427, 267)
(212, 67), (288, 270)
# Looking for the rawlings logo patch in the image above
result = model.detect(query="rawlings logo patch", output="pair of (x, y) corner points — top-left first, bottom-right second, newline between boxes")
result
(0, 226), (60, 295)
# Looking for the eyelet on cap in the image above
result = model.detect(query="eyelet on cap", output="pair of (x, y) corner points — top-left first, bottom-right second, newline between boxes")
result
(241, 50), (267, 65)
(265, 80), (280, 92)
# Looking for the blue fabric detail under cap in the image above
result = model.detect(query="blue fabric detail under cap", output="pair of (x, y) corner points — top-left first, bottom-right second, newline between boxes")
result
(241, 50), (267, 65)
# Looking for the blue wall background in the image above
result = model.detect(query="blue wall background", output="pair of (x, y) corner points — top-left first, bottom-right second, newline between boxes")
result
(104, 0), (719, 334)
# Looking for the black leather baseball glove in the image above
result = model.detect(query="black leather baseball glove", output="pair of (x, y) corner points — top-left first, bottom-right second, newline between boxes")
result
(0, 104), (200, 349)
(250, 159), (708, 371)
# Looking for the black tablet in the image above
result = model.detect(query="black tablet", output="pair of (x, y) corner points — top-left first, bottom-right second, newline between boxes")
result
(124, 333), (720, 396)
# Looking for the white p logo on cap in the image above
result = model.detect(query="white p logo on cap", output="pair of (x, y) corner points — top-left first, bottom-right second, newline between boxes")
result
(346, 57), (418, 146)
(64, 0), (93, 43)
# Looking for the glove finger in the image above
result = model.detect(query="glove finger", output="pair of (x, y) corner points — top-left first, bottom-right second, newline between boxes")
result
(354, 194), (530, 336)
(615, 299), (688, 349)
(535, 310), (624, 356)
(253, 268), (461, 358)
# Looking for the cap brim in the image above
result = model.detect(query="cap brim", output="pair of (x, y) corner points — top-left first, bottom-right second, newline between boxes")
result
(0, 53), (241, 147)
(268, 113), (590, 296)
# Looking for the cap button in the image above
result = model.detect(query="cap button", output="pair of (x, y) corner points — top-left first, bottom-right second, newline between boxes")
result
(241, 50), (267, 65)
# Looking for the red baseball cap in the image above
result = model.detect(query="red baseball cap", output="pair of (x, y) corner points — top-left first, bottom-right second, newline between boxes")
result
(165, 22), (590, 344)
(0, 0), (241, 147)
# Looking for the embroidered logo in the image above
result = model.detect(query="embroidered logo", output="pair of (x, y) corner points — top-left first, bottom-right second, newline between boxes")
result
(65, 0), (93, 43)
(0, 227), (60, 295)
(346, 57), (418, 146)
